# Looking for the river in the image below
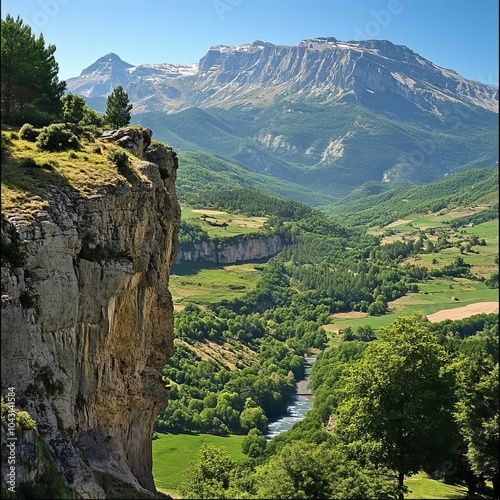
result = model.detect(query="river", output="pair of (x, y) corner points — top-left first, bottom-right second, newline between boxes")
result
(265, 356), (315, 440)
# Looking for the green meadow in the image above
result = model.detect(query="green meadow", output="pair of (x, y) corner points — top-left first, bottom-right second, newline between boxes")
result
(170, 262), (264, 309)
(152, 433), (246, 495)
(405, 472), (493, 499)
(151, 432), (495, 499)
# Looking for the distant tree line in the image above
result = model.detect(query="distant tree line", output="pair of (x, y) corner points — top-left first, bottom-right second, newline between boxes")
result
(186, 187), (317, 221)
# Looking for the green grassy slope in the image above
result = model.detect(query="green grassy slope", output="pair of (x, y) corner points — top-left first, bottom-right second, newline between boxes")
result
(136, 97), (498, 199)
(176, 151), (337, 207)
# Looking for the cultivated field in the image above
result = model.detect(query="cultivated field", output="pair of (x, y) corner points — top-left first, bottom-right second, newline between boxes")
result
(175, 338), (257, 370)
(427, 301), (498, 322)
(325, 280), (498, 336)
(325, 211), (498, 336)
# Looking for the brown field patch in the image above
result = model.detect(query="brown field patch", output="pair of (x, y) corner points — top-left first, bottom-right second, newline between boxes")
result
(191, 209), (228, 215)
(381, 233), (417, 245)
(446, 206), (490, 218)
(385, 219), (412, 228)
(175, 339), (256, 371)
(389, 294), (434, 308)
(332, 311), (368, 319)
(323, 324), (341, 333)
(426, 302), (499, 322)
(175, 339), (212, 362)
(238, 217), (268, 228)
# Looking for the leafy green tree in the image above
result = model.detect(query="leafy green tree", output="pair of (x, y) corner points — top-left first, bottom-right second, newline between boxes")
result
(61, 93), (86, 128)
(334, 313), (455, 499)
(104, 85), (132, 128)
(253, 441), (334, 499)
(454, 357), (499, 498)
(240, 405), (268, 433)
(241, 428), (267, 458)
(81, 106), (103, 127)
(1, 15), (65, 122)
(181, 444), (235, 499)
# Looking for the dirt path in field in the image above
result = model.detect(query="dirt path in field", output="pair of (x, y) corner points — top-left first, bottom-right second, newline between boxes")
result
(426, 302), (499, 322)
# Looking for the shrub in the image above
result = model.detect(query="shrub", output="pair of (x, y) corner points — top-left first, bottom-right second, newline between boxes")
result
(16, 411), (36, 430)
(67, 151), (78, 159)
(36, 123), (80, 152)
(10, 105), (57, 127)
(19, 123), (40, 141)
(106, 146), (129, 172)
(10, 132), (18, 140)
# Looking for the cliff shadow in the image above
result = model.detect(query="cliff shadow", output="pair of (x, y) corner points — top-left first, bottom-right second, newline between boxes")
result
(172, 257), (271, 276)
(171, 261), (225, 276)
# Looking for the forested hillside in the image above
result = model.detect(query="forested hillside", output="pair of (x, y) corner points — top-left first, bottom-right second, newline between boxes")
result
(325, 167), (498, 227)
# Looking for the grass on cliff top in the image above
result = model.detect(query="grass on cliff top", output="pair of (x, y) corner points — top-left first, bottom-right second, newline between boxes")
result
(1, 125), (148, 220)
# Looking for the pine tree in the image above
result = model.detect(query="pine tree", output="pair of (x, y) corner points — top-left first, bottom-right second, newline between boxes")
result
(104, 85), (132, 129)
(1, 15), (66, 123)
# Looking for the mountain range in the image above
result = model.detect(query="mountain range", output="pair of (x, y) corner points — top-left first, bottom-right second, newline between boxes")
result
(66, 37), (499, 202)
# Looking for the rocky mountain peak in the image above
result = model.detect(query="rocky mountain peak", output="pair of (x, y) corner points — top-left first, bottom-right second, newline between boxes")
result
(67, 37), (498, 114)
(79, 52), (133, 76)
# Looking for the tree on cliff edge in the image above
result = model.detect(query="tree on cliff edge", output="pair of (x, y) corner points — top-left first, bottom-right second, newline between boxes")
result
(104, 85), (132, 129)
(1, 15), (66, 123)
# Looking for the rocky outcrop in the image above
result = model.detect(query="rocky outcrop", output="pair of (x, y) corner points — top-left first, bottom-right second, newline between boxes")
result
(1, 130), (180, 498)
(101, 127), (152, 157)
(176, 234), (286, 264)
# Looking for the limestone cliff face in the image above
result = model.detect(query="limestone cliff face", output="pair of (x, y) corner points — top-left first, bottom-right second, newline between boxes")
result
(1, 134), (180, 498)
(175, 234), (285, 264)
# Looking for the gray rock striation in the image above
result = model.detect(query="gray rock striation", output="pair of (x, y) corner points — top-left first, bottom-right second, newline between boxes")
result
(175, 234), (286, 264)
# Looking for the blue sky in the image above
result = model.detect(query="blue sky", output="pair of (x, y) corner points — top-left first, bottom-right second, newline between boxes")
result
(1, 0), (498, 85)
